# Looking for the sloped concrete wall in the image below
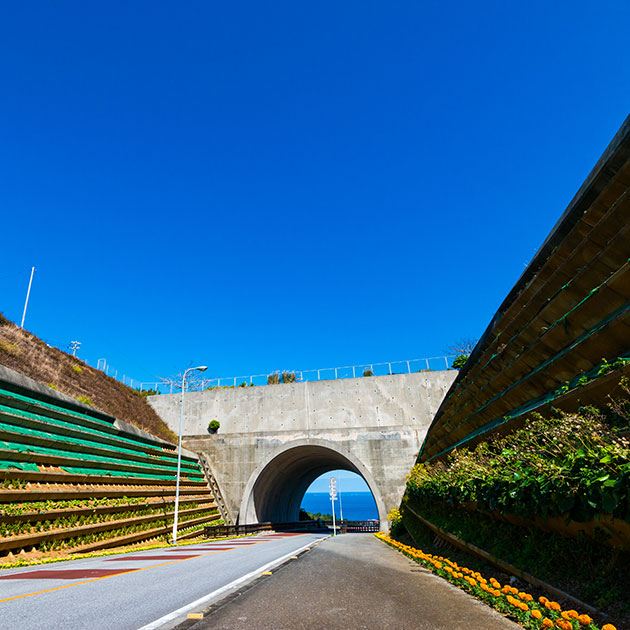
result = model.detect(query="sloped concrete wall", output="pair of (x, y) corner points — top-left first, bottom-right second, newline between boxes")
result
(149, 371), (456, 526)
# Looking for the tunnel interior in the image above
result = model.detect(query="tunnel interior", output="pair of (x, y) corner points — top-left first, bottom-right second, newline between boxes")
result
(247, 445), (379, 523)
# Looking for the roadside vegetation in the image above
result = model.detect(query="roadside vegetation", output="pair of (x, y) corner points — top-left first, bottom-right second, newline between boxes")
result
(377, 531), (618, 630)
(395, 381), (630, 626)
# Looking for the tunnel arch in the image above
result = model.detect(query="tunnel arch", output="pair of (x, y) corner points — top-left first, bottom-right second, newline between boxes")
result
(239, 438), (388, 528)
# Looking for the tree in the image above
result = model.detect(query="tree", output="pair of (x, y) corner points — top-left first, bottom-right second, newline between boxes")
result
(446, 337), (478, 370)
(446, 337), (478, 356)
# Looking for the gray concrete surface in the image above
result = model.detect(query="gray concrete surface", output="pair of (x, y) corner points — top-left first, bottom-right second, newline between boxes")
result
(192, 534), (520, 630)
(149, 372), (456, 528)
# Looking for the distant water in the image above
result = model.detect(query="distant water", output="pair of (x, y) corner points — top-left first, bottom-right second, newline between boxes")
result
(300, 491), (378, 520)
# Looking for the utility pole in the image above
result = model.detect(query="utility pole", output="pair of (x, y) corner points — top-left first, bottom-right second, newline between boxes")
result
(69, 341), (81, 357)
(20, 267), (35, 329)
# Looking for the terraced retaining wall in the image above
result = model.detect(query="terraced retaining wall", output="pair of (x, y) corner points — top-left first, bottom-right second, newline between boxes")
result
(420, 113), (630, 462)
(0, 365), (222, 557)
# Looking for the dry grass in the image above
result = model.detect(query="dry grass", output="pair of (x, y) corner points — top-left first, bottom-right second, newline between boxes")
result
(0, 313), (176, 444)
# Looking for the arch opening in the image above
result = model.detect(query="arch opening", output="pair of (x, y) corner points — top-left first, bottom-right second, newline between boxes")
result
(239, 442), (387, 527)
(300, 470), (378, 521)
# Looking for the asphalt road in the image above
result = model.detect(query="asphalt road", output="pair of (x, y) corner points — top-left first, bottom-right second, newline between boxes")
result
(191, 534), (520, 630)
(0, 532), (327, 630)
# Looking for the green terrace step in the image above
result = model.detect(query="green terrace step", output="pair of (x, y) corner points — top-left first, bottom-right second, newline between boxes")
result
(0, 387), (196, 463)
(0, 403), (192, 464)
(0, 460), (39, 472)
(0, 468), (208, 486)
(0, 440), (205, 479)
(0, 486), (212, 503)
(0, 418), (201, 474)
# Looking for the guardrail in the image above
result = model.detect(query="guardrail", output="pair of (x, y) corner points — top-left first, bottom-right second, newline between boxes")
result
(202, 519), (380, 538)
(142, 355), (456, 394)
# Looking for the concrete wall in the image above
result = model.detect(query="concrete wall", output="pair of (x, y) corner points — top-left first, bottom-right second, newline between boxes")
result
(148, 371), (456, 527)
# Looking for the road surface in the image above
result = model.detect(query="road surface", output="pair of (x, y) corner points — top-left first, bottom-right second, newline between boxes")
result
(0, 532), (326, 630)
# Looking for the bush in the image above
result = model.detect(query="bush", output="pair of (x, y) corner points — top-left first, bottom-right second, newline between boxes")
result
(72, 365), (82, 374)
(281, 371), (296, 383)
(452, 354), (469, 369)
(208, 420), (220, 432)
(76, 395), (93, 406)
(405, 394), (630, 526)
(363, 368), (374, 377)
(267, 372), (280, 385)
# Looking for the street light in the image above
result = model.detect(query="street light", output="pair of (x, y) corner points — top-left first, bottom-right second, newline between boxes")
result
(172, 365), (207, 544)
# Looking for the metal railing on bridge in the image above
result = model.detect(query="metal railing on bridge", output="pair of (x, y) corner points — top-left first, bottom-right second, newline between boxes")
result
(141, 355), (456, 394)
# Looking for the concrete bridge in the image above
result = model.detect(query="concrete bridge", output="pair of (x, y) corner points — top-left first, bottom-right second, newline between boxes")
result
(148, 371), (456, 529)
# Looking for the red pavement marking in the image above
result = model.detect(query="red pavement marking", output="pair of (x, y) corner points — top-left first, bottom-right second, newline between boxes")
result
(0, 568), (135, 580)
(105, 554), (201, 561)
(164, 546), (235, 551)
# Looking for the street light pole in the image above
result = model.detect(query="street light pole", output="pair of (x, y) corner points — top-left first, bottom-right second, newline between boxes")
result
(172, 365), (207, 544)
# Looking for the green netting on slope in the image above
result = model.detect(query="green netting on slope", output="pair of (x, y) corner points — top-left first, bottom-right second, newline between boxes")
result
(0, 440), (204, 478)
(434, 301), (630, 448)
(0, 459), (39, 472)
(0, 387), (115, 427)
(0, 404), (196, 466)
(444, 259), (630, 409)
(0, 386), (196, 463)
(0, 415), (200, 475)
(57, 465), (199, 481)
(426, 355), (630, 462)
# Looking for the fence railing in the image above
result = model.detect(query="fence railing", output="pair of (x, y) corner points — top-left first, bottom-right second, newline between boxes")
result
(201, 519), (379, 538)
(138, 356), (456, 393)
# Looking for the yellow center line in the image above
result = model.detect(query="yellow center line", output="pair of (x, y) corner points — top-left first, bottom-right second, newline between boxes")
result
(0, 550), (224, 604)
(0, 535), (278, 604)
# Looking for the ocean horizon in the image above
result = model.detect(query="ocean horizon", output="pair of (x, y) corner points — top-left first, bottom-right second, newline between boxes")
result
(300, 491), (378, 520)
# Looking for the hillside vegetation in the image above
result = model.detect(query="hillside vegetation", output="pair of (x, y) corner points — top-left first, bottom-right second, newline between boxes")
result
(0, 313), (175, 443)
(397, 387), (630, 625)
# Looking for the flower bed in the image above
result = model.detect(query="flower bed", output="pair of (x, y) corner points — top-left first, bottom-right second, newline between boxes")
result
(375, 532), (617, 630)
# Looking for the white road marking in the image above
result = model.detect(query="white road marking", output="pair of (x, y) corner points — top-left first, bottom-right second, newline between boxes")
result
(137, 535), (328, 630)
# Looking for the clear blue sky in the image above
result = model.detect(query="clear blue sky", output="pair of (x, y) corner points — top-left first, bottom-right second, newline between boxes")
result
(1, 2), (629, 384)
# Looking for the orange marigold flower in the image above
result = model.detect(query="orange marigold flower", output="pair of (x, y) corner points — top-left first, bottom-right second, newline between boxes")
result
(539, 596), (549, 605)
(542, 619), (554, 629)
(601, 625), (616, 630)
(578, 614), (592, 626)
(532, 610), (542, 620)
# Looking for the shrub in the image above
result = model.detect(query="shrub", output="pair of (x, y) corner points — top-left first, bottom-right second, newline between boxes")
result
(72, 365), (82, 374)
(405, 395), (630, 526)
(208, 420), (220, 432)
(47, 383), (58, 390)
(363, 368), (374, 377)
(281, 371), (296, 384)
(267, 372), (280, 385)
(76, 395), (93, 406)
(452, 354), (469, 369)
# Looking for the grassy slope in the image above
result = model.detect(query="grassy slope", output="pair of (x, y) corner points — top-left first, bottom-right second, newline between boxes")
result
(0, 313), (176, 444)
